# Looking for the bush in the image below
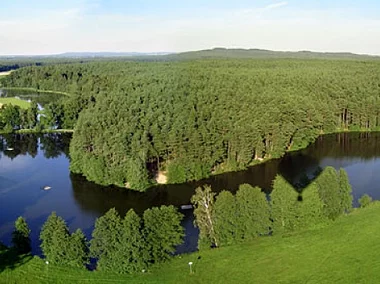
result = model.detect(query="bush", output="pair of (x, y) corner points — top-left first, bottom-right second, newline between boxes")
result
(359, 194), (372, 208)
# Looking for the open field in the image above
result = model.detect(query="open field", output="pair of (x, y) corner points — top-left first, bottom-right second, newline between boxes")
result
(0, 71), (12, 77)
(0, 98), (30, 109)
(1, 202), (380, 284)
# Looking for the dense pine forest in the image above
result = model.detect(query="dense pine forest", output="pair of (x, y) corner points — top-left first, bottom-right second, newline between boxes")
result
(2, 58), (380, 190)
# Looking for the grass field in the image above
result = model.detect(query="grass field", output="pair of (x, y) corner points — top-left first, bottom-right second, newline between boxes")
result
(0, 71), (12, 77)
(1, 203), (380, 284)
(0, 98), (30, 109)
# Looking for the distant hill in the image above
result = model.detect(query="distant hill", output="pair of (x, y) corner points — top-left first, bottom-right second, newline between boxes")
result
(54, 52), (172, 58)
(170, 48), (379, 60)
(1, 48), (379, 64)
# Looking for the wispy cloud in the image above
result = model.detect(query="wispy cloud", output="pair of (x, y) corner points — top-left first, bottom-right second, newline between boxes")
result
(264, 1), (288, 10)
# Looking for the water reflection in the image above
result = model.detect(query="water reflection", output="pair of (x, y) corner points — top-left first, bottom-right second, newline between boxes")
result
(1, 132), (380, 255)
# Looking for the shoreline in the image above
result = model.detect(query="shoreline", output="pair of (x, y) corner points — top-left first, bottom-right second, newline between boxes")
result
(1, 128), (378, 189)
(209, 128), (380, 178)
(0, 87), (71, 96)
(0, 129), (74, 135)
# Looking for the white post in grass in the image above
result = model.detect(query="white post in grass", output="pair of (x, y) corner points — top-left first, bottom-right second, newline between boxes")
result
(45, 260), (49, 279)
(188, 262), (193, 274)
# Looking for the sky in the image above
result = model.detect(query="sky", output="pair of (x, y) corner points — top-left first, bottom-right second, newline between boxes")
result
(0, 0), (380, 55)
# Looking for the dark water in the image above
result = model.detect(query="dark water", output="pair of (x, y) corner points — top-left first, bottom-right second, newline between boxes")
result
(0, 132), (379, 255)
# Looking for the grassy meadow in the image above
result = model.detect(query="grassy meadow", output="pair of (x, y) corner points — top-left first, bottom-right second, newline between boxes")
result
(0, 98), (30, 109)
(1, 203), (380, 284)
(0, 71), (12, 77)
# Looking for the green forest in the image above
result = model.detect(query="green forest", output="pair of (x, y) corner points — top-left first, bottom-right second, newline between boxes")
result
(2, 58), (380, 190)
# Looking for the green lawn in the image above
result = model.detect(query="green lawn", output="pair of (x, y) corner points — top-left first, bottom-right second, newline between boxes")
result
(1, 203), (380, 284)
(0, 71), (12, 77)
(0, 97), (30, 109)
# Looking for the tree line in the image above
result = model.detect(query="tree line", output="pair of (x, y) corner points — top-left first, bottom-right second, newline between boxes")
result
(0, 133), (70, 159)
(7, 205), (183, 274)
(5, 168), (375, 274)
(2, 59), (380, 190)
(192, 167), (354, 249)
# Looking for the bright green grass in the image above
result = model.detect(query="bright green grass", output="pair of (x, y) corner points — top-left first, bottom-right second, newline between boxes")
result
(0, 98), (30, 109)
(2, 203), (380, 284)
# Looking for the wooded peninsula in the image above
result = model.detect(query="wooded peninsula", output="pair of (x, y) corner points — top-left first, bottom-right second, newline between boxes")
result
(1, 57), (380, 190)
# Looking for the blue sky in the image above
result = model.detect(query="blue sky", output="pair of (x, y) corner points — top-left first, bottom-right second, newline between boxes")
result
(1, 0), (380, 55)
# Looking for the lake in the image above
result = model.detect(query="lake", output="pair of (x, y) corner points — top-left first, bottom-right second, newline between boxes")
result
(0, 132), (379, 255)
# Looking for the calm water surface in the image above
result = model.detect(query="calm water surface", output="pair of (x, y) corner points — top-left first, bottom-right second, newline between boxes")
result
(0, 132), (379, 255)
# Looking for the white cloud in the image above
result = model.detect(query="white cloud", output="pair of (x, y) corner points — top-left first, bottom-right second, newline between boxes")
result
(264, 1), (288, 10)
(0, 3), (379, 55)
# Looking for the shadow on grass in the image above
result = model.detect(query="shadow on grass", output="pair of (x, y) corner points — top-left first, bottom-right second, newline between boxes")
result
(0, 244), (33, 273)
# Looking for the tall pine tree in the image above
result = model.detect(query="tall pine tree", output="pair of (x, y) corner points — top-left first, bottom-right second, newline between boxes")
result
(66, 229), (88, 269)
(143, 206), (184, 263)
(115, 209), (147, 273)
(339, 168), (353, 213)
(270, 175), (299, 234)
(90, 208), (122, 271)
(40, 212), (70, 264)
(214, 190), (237, 246)
(40, 212), (88, 268)
(296, 183), (325, 229)
(12, 216), (31, 254)
(315, 167), (342, 220)
(236, 184), (271, 240)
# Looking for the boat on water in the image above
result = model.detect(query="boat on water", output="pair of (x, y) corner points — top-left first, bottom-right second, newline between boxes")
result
(6, 148), (14, 151)
(43, 186), (52, 191)
(180, 204), (193, 210)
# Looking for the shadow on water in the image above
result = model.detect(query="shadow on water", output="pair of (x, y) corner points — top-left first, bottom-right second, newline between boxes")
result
(2, 132), (380, 256)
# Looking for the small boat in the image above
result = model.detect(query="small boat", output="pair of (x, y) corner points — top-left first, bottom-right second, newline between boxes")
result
(43, 186), (52, 191)
(180, 204), (193, 210)
(6, 148), (14, 151)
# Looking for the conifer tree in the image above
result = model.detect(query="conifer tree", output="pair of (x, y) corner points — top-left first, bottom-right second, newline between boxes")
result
(115, 209), (147, 273)
(315, 167), (342, 220)
(270, 175), (299, 234)
(66, 229), (89, 269)
(236, 184), (271, 240)
(40, 212), (70, 264)
(214, 190), (237, 246)
(90, 208), (122, 271)
(296, 183), (325, 229)
(339, 168), (353, 213)
(40, 213), (89, 267)
(12, 216), (31, 254)
(143, 206), (184, 263)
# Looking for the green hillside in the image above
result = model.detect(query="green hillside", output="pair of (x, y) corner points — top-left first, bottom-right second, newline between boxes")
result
(0, 97), (30, 109)
(171, 48), (380, 60)
(169, 48), (380, 60)
(2, 202), (380, 284)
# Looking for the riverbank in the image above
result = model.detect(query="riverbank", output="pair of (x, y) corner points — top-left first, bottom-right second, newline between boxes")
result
(0, 129), (74, 135)
(210, 129), (380, 178)
(1, 202), (379, 283)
